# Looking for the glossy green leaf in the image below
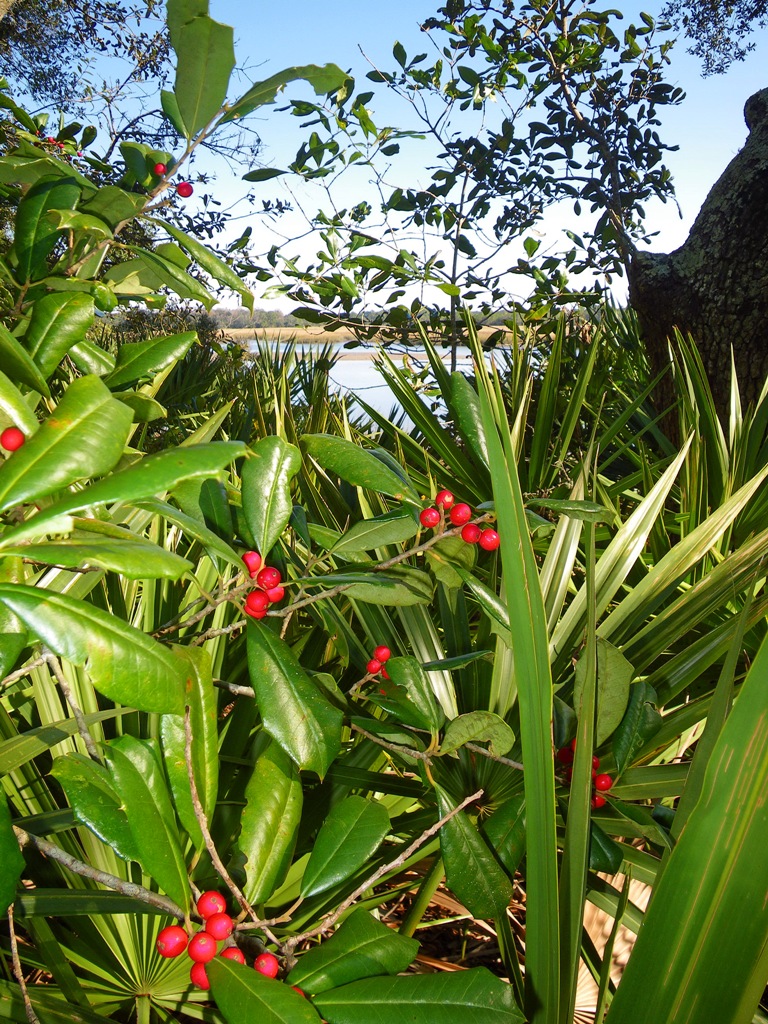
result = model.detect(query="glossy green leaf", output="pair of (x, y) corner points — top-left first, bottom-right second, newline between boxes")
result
(437, 787), (513, 919)
(611, 681), (662, 775)
(481, 794), (526, 876)
(0, 368), (39, 433)
(166, 0), (208, 46)
(174, 15), (234, 137)
(103, 332), (197, 388)
(122, 247), (216, 307)
(0, 790), (24, 914)
(315, 566), (433, 606)
(240, 740), (302, 905)
(160, 646), (218, 849)
(137, 497), (241, 567)
(302, 796), (389, 898)
(605, 633), (768, 1024)
(79, 185), (145, 230)
(148, 217), (253, 311)
(241, 437), (301, 557)
(209, 959), (322, 1023)
(114, 391), (166, 422)
(13, 175), (80, 282)
(425, 534), (477, 589)
(287, 909), (418, 994)
(222, 64), (348, 123)
(527, 498), (611, 522)
(1, 538), (191, 579)
(24, 292), (94, 377)
(588, 820), (624, 874)
(105, 737), (189, 912)
(0, 321), (50, 395)
(160, 88), (187, 136)
(68, 339), (116, 376)
(0, 585), (186, 713)
(301, 433), (414, 500)
(573, 638), (633, 745)
(313, 967), (524, 1023)
(449, 371), (490, 469)
(50, 753), (139, 861)
(386, 656), (444, 732)
(440, 711), (515, 757)
(247, 622), (343, 777)
(0, 376), (133, 514)
(331, 510), (417, 556)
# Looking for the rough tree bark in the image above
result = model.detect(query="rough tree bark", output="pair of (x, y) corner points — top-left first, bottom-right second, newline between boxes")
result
(627, 87), (768, 413)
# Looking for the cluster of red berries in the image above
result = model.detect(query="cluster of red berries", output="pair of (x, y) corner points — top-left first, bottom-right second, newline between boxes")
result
(366, 644), (392, 677)
(556, 740), (614, 809)
(241, 551), (285, 619)
(419, 489), (500, 551)
(1, 426), (25, 452)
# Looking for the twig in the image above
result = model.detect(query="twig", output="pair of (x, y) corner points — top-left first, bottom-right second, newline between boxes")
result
(1, 656), (46, 692)
(155, 576), (248, 638)
(213, 679), (255, 698)
(191, 621), (243, 647)
(282, 788), (484, 956)
(43, 653), (102, 763)
(350, 723), (431, 762)
(13, 827), (185, 919)
(465, 742), (524, 772)
(7, 905), (40, 1024)
(183, 708), (264, 929)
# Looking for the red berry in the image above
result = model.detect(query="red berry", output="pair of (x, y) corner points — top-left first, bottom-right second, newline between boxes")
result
(256, 566), (281, 590)
(563, 766), (573, 784)
(156, 925), (188, 958)
(176, 181), (193, 197)
(254, 951), (279, 978)
(245, 590), (270, 617)
(556, 747), (574, 765)
(205, 912), (233, 941)
(153, 162), (167, 175)
(449, 503), (472, 525)
(373, 645), (391, 662)
(381, 667), (390, 680)
(0, 427), (25, 452)
(594, 773), (613, 792)
(188, 932), (217, 963)
(46, 136), (56, 143)
(190, 961), (210, 990)
(460, 523), (482, 544)
(419, 507), (440, 528)
(478, 529), (501, 551)
(591, 794), (607, 809)
(592, 755), (601, 770)
(570, 738), (578, 751)
(195, 890), (225, 917)
(292, 986), (306, 997)
(221, 946), (246, 964)
(367, 658), (382, 674)
(265, 585), (285, 603)
(434, 489), (454, 509)
(241, 550), (262, 576)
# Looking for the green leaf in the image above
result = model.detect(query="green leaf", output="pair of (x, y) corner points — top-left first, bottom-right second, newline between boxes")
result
(313, 968), (524, 1023)
(0, 368), (40, 433)
(69, 338), (116, 376)
(105, 737), (190, 912)
(240, 740), (302, 905)
(527, 498), (612, 522)
(449, 372), (490, 469)
(222, 64), (348, 124)
(160, 89), (187, 136)
(302, 797), (389, 898)
(114, 391), (166, 422)
(0, 710), (123, 775)
(50, 753), (140, 862)
(314, 566), (433, 606)
(208, 958), (323, 1023)
(121, 247), (216, 307)
(588, 820), (623, 874)
(573, 638), (633, 745)
(481, 794), (526, 876)
(0, 586), (186, 713)
(387, 656), (444, 732)
(242, 167), (286, 183)
(174, 15), (234, 136)
(0, 321), (50, 395)
(440, 711), (515, 757)
(425, 534), (477, 588)
(103, 332), (197, 388)
(241, 437), (302, 557)
(147, 217), (253, 311)
(79, 185), (146, 230)
(301, 433), (415, 500)
(331, 510), (418, 556)
(611, 681), (661, 775)
(13, 175), (80, 282)
(247, 622), (343, 777)
(0, 376), (133, 514)
(1, 537), (191, 579)
(288, 908), (418, 994)
(437, 787), (513, 919)
(24, 292), (94, 377)
(160, 646), (218, 849)
(0, 790), (24, 914)
(166, 0), (208, 46)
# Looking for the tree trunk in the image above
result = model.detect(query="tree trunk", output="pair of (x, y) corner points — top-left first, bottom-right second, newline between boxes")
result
(627, 87), (768, 415)
(0, 0), (21, 21)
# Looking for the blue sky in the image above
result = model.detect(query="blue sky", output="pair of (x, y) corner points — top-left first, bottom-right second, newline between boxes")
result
(199, 1), (768, 305)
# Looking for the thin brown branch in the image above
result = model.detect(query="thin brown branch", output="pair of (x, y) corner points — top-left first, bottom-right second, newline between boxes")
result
(282, 788), (484, 956)
(43, 653), (102, 763)
(13, 827), (184, 919)
(1, 656), (46, 692)
(350, 723), (431, 762)
(7, 904), (40, 1024)
(465, 741), (524, 771)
